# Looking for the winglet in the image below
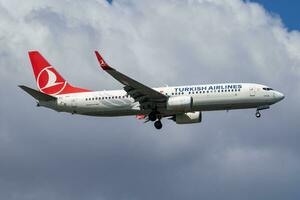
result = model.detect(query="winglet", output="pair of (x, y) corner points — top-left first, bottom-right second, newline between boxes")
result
(95, 51), (112, 70)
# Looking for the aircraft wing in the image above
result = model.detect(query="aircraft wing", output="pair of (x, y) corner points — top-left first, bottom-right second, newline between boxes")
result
(95, 51), (167, 109)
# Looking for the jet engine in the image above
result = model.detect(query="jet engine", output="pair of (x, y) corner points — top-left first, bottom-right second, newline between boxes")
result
(167, 96), (193, 111)
(173, 111), (202, 124)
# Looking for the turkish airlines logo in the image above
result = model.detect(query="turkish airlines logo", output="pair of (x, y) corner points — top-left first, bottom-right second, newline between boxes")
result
(37, 67), (66, 95)
(100, 59), (105, 66)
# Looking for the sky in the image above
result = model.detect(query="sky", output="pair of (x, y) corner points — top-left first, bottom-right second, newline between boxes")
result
(1, 0), (300, 200)
(108, 0), (300, 31)
(250, 0), (300, 30)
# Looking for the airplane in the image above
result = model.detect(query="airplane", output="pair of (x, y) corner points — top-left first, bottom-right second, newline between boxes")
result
(19, 51), (285, 129)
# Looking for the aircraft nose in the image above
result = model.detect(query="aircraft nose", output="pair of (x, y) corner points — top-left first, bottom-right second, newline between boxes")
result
(276, 92), (285, 101)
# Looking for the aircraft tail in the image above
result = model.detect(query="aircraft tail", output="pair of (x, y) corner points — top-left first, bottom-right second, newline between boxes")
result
(28, 51), (91, 95)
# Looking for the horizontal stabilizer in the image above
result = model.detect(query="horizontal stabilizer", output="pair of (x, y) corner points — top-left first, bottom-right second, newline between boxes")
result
(19, 85), (57, 101)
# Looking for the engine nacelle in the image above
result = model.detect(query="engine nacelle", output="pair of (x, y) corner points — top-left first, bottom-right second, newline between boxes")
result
(167, 96), (193, 111)
(175, 112), (202, 124)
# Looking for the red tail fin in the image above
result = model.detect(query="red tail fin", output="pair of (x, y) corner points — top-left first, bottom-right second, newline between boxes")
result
(29, 51), (91, 95)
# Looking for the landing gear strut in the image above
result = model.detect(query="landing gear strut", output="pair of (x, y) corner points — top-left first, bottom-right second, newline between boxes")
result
(154, 120), (163, 129)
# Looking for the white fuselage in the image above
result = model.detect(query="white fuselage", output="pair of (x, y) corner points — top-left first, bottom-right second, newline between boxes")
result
(40, 83), (284, 117)
(24, 51), (285, 129)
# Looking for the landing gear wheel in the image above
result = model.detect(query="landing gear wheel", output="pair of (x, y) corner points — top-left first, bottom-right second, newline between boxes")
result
(149, 112), (157, 122)
(154, 120), (163, 130)
(255, 111), (261, 118)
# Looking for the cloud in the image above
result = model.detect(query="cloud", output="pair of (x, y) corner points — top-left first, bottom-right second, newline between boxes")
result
(0, 0), (300, 199)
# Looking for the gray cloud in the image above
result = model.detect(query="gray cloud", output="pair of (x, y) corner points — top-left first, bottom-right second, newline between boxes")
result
(0, 0), (300, 199)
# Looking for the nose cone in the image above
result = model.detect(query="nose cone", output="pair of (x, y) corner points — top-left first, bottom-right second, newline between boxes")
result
(275, 91), (285, 102)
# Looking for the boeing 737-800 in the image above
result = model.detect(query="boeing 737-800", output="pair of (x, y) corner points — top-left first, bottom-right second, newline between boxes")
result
(19, 51), (284, 129)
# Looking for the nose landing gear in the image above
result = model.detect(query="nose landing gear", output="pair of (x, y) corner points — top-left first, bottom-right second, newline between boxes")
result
(255, 105), (270, 118)
(255, 111), (261, 118)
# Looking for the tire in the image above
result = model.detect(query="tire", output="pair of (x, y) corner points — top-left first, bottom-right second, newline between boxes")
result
(255, 112), (261, 118)
(154, 120), (163, 129)
(148, 112), (157, 121)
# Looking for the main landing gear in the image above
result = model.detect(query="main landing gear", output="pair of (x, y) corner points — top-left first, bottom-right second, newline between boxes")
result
(154, 120), (163, 129)
(148, 112), (157, 122)
(149, 111), (163, 129)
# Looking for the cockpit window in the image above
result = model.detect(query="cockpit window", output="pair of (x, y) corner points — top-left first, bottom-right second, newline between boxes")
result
(263, 87), (273, 91)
